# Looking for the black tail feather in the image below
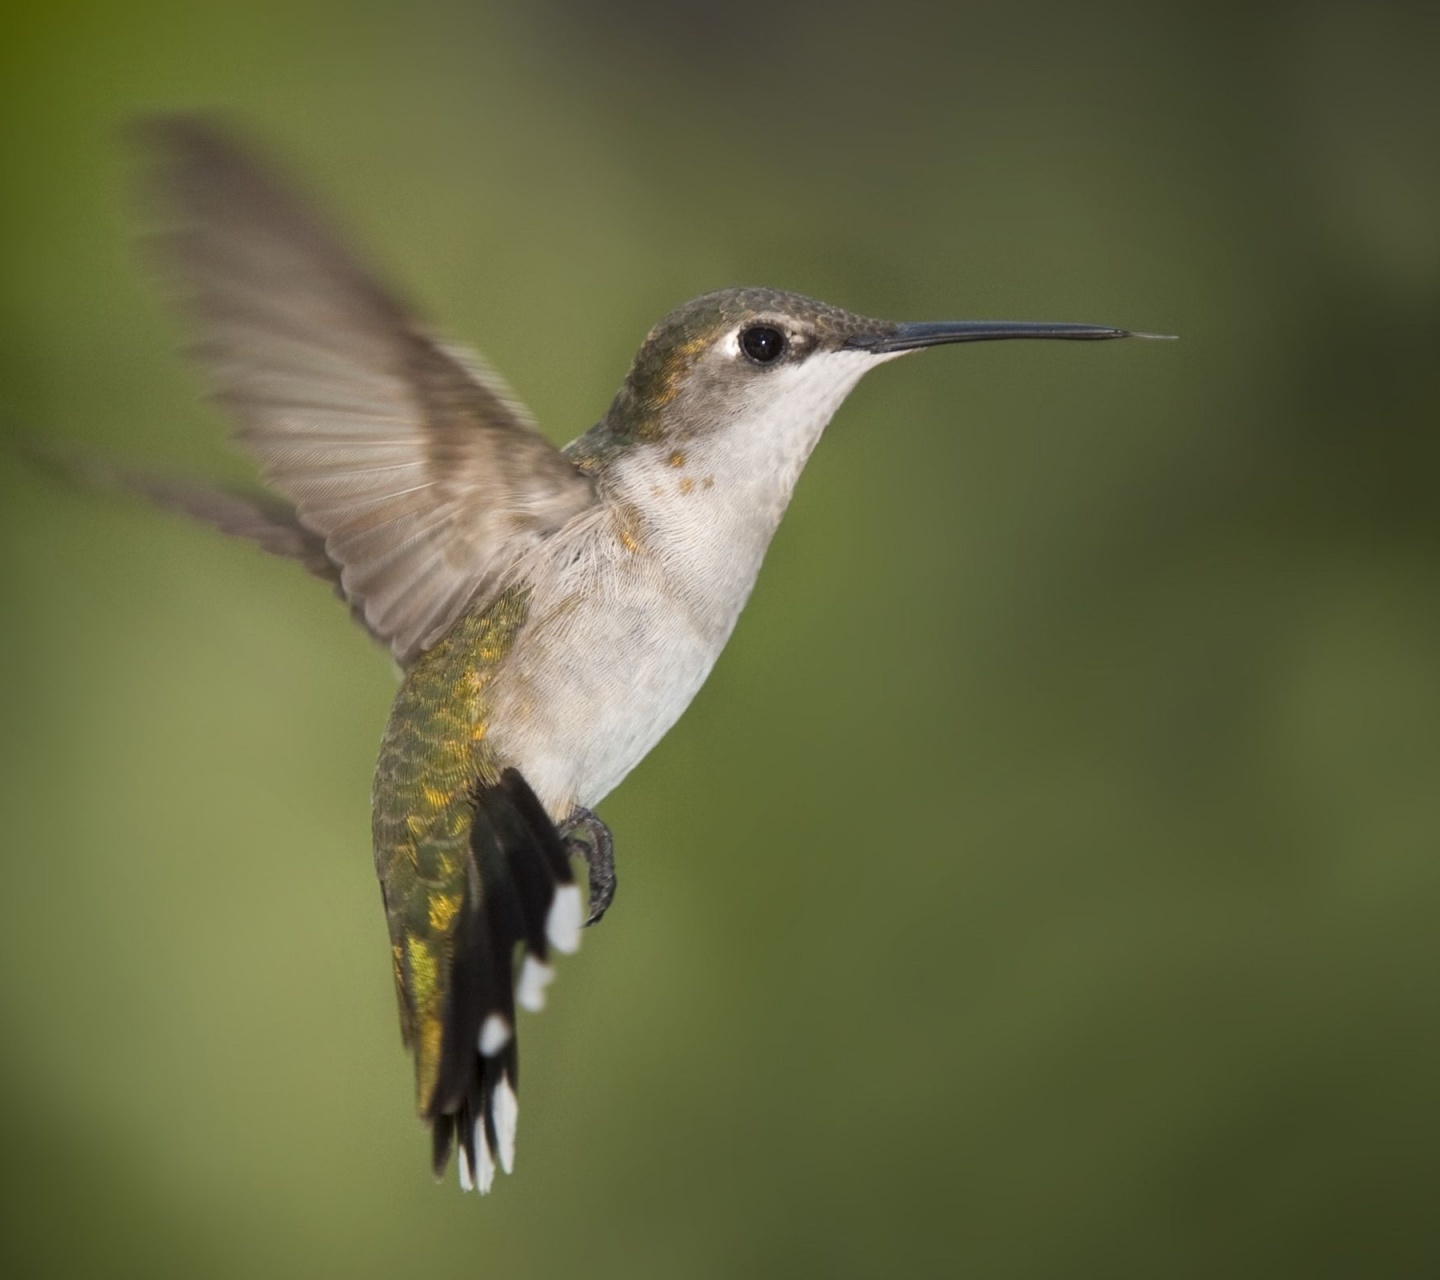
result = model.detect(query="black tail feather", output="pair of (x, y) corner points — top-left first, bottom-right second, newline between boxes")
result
(427, 768), (577, 1191)
(431, 1110), (455, 1177)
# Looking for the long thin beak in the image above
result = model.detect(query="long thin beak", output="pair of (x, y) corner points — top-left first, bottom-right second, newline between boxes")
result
(845, 320), (1175, 353)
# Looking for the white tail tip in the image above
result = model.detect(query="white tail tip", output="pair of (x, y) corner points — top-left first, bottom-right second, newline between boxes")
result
(546, 884), (583, 955)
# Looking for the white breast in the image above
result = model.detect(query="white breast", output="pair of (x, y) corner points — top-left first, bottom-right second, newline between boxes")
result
(486, 350), (884, 814)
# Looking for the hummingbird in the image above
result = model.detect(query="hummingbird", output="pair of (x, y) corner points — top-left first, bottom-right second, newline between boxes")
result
(122, 118), (1165, 1194)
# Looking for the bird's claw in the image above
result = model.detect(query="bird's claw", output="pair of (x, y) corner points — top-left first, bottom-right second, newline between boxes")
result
(558, 807), (615, 926)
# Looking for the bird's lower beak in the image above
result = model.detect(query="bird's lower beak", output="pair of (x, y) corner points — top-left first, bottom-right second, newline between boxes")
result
(844, 320), (1173, 353)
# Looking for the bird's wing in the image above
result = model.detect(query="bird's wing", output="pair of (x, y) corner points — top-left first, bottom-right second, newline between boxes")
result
(140, 117), (598, 664)
(23, 439), (396, 646)
(117, 472), (382, 641)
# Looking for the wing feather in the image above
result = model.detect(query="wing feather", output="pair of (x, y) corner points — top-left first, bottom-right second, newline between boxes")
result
(140, 117), (598, 663)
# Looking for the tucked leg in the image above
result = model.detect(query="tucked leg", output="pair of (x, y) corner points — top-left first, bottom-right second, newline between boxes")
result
(558, 807), (616, 926)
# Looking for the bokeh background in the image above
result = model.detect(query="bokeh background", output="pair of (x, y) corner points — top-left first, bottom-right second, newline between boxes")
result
(4, 2), (1440, 1276)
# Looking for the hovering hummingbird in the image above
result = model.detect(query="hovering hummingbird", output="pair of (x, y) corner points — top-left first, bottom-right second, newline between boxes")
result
(121, 118), (1165, 1194)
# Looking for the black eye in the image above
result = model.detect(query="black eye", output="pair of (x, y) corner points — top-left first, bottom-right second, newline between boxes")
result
(740, 325), (786, 365)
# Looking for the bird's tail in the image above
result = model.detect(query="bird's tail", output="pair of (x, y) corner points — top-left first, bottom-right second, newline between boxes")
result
(419, 769), (583, 1193)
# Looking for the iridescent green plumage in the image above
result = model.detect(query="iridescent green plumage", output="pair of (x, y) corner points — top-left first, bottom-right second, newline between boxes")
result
(372, 587), (531, 1113)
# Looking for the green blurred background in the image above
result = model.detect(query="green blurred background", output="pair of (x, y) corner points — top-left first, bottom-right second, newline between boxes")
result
(4, 1), (1440, 1276)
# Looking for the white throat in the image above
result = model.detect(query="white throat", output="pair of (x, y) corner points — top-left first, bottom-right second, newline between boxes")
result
(606, 349), (893, 632)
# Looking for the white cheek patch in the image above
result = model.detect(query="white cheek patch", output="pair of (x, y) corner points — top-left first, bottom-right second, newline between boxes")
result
(726, 349), (887, 474)
(622, 347), (897, 596)
(762, 349), (888, 412)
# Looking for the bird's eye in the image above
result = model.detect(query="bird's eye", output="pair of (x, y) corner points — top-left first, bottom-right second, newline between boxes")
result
(739, 325), (787, 365)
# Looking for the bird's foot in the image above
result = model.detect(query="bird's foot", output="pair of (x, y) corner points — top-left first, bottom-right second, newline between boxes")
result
(558, 807), (615, 927)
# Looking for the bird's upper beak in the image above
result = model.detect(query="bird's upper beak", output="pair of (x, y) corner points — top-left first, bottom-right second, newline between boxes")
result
(843, 320), (1174, 354)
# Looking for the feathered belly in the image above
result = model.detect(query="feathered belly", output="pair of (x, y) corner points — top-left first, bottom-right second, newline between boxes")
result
(479, 505), (755, 814)
(485, 577), (731, 814)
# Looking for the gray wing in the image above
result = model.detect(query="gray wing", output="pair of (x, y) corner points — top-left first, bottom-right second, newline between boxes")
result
(25, 438), (386, 644)
(116, 473), (378, 639)
(140, 117), (598, 664)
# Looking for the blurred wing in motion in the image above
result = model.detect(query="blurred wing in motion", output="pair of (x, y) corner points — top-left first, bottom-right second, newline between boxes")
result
(22, 441), (389, 646)
(140, 117), (598, 664)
